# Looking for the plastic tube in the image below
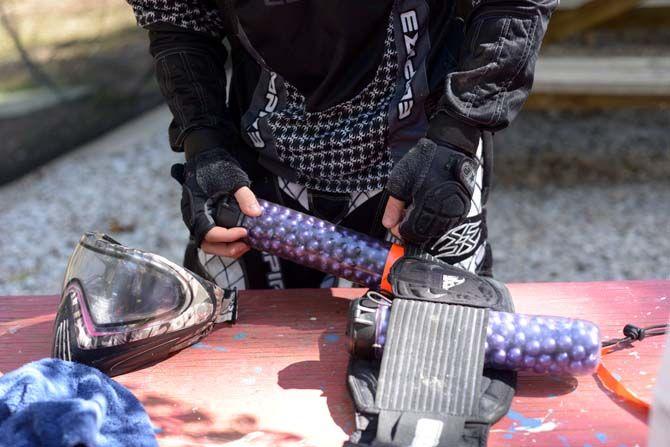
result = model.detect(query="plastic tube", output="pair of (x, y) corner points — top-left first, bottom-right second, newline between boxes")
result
(371, 302), (601, 375)
(217, 198), (403, 288)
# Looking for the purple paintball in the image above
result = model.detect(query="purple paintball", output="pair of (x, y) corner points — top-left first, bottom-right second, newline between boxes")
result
(240, 200), (392, 288)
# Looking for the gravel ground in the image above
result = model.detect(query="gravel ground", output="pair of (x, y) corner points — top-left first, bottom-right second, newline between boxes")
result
(0, 108), (188, 295)
(496, 109), (670, 186)
(0, 106), (668, 295)
(489, 182), (670, 281)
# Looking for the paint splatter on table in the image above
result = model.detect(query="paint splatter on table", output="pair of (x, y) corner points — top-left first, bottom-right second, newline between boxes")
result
(1, 281), (668, 446)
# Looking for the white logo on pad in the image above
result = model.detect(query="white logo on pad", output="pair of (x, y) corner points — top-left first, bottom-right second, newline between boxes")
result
(398, 10), (419, 120)
(441, 275), (465, 290)
(410, 418), (444, 447)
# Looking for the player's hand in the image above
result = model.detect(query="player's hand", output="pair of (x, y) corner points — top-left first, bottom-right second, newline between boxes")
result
(171, 147), (260, 258)
(382, 138), (478, 246)
(201, 186), (261, 258)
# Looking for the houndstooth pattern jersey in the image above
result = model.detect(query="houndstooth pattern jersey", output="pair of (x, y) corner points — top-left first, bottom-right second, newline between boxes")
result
(127, 1), (438, 194)
(266, 19), (398, 193)
(128, 0), (225, 38)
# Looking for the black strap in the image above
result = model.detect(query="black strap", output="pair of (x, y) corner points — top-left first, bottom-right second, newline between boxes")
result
(601, 323), (669, 348)
(215, 0), (239, 39)
(214, 0), (270, 68)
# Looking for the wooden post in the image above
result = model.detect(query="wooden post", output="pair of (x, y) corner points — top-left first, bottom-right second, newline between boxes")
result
(545, 0), (644, 43)
(601, 4), (670, 30)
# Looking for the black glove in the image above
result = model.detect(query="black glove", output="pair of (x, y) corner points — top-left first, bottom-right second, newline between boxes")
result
(386, 138), (478, 245)
(171, 148), (250, 247)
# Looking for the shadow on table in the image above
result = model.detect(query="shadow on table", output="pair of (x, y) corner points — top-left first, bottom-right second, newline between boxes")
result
(127, 390), (306, 446)
(592, 342), (649, 424)
(214, 289), (357, 437)
(278, 358), (355, 434)
(516, 374), (579, 397)
(592, 375), (648, 424)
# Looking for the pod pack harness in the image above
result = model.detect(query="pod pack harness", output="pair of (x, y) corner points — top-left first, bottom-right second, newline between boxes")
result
(345, 257), (517, 446)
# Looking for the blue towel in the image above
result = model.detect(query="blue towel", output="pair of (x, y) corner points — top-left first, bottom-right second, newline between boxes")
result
(0, 359), (158, 447)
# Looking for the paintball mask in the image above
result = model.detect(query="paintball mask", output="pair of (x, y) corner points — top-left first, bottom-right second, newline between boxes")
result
(52, 233), (237, 376)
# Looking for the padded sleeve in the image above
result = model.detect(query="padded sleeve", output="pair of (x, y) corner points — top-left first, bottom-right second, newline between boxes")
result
(436, 0), (558, 135)
(127, 1), (237, 157)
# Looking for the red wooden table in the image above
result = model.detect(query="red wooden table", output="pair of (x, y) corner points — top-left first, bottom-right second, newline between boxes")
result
(1, 281), (668, 447)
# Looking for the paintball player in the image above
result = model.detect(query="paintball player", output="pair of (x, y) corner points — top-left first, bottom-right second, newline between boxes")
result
(127, 0), (557, 290)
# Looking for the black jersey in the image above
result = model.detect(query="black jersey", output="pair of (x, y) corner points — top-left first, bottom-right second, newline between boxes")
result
(128, 0), (557, 192)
